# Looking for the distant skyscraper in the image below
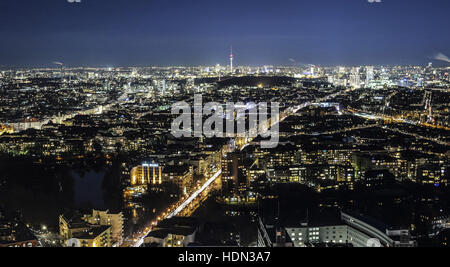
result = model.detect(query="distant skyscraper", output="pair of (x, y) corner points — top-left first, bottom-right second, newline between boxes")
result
(230, 46), (234, 73)
(366, 66), (374, 86)
(350, 67), (361, 89)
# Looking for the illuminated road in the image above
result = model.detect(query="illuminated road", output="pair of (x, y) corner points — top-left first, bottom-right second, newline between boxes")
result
(130, 169), (222, 247)
(348, 110), (450, 146)
(347, 108), (450, 131)
(383, 126), (450, 146)
(301, 124), (377, 135)
(167, 169), (222, 218)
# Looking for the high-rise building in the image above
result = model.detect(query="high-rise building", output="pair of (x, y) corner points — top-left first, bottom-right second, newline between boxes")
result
(221, 152), (241, 194)
(366, 66), (374, 86)
(350, 67), (361, 89)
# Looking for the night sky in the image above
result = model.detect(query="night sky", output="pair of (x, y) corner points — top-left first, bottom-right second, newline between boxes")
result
(0, 0), (449, 67)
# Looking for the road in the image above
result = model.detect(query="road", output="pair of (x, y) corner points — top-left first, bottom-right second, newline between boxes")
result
(348, 109), (450, 146)
(347, 108), (450, 131)
(126, 169), (222, 247)
(167, 169), (222, 218)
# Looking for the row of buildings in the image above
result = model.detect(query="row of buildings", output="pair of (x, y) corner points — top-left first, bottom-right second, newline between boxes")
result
(222, 140), (448, 195)
(124, 163), (194, 198)
(59, 210), (124, 247)
(258, 211), (416, 248)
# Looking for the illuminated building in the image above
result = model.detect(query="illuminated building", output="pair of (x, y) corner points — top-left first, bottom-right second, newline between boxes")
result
(0, 124), (14, 135)
(218, 192), (257, 206)
(248, 167), (266, 186)
(59, 211), (115, 247)
(59, 214), (90, 244)
(352, 152), (420, 183)
(350, 67), (361, 89)
(128, 163), (193, 195)
(337, 166), (355, 189)
(361, 170), (395, 188)
(221, 152), (242, 194)
(352, 153), (396, 180)
(254, 145), (299, 168)
(161, 165), (194, 195)
(258, 211), (416, 247)
(143, 217), (198, 247)
(366, 66), (374, 85)
(82, 210), (124, 246)
(266, 165), (307, 183)
(265, 165), (354, 191)
(417, 165), (447, 186)
(131, 163), (163, 186)
(66, 226), (113, 248)
(144, 228), (196, 247)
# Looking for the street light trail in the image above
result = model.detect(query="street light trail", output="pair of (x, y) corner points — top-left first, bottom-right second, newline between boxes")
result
(133, 169), (222, 247)
(167, 169), (222, 218)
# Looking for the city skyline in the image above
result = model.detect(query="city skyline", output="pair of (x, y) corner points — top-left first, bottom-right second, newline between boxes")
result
(1, 0), (449, 252)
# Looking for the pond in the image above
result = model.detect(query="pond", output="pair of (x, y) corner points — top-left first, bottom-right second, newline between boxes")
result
(72, 170), (108, 210)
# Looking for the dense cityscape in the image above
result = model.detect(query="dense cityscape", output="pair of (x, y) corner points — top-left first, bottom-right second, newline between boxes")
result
(0, 62), (449, 248)
(1, 0), (450, 256)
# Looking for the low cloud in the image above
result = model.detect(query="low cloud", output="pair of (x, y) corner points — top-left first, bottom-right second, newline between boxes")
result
(433, 53), (450, 63)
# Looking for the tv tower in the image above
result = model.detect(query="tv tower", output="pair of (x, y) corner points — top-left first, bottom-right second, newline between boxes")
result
(230, 46), (233, 73)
